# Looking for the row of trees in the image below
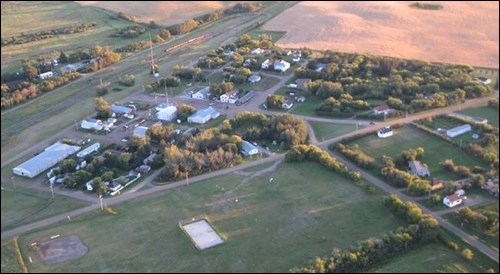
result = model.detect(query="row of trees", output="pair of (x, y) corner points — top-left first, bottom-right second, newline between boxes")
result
(1, 72), (80, 109)
(458, 207), (499, 236)
(110, 25), (146, 38)
(286, 145), (362, 182)
(335, 144), (375, 168)
(294, 195), (438, 273)
(1, 23), (97, 46)
(316, 94), (370, 117)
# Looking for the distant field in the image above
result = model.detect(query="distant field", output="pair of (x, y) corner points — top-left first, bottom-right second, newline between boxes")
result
(263, 1), (499, 68)
(309, 121), (357, 141)
(457, 106), (499, 128)
(77, 1), (231, 26)
(348, 126), (485, 180)
(372, 243), (489, 273)
(1, 185), (89, 231)
(1, 1), (150, 73)
(18, 162), (404, 272)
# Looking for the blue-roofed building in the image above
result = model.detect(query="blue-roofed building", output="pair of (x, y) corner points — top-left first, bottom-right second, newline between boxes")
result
(133, 126), (149, 138)
(187, 107), (220, 124)
(111, 104), (134, 115)
(240, 141), (259, 156)
(13, 142), (81, 178)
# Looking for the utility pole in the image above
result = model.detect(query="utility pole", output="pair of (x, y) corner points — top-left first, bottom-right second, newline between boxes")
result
(99, 195), (104, 210)
(186, 172), (189, 185)
(49, 183), (54, 199)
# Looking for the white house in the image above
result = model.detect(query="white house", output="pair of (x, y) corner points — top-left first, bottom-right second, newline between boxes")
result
(81, 119), (103, 131)
(188, 107), (220, 124)
(192, 87), (210, 100)
(222, 48), (234, 56)
(377, 126), (393, 138)
(408, 160), (430, 177)
(282, 99), (294, 110)
(157, 105), (177, 122)
(475, 77), (491, 85)
(251, 48), (264, 55)
(133, 126), (148, 138)
(446, 124), (472, 138)
(261, 59), (271, 69)
(77, 143), (100, 158)
(373, 105), (394, 116)
(274, 60), (290, 72)
(13, 142), (81, 178)
(220, 91), (238, 104)
(240, 141), (258, 156)
(39, 71), (54, 80)
(443, 194), (463, 208)
(248, 74), (261, 83)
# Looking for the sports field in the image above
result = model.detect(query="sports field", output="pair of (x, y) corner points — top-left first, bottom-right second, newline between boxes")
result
(18, 161), (404, 272)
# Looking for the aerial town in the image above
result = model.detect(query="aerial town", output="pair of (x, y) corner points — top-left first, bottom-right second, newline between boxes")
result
(1, 1), (498, 273)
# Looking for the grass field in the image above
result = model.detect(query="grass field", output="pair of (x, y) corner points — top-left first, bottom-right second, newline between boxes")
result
(310, 121), (358, 141)
(443, 202), (499, 251)
(1, 1), (153, 73)
(457, 106), (499, 128)
(1, 185), (89, 231)
(372, 242), (489, 273)
(348, 126), (485, 180)
(290, 97), (322, 116)
(246, 28), (287, 43)
(18, 161), (405, 272)
(1, 239), (26, 273)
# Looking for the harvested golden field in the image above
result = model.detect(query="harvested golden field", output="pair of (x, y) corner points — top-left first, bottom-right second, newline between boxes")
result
(77, 1), (228, 25)
(263, 1), (499, 68)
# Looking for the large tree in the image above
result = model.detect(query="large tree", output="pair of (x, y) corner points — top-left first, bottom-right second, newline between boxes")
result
(95, 97), (111, 119)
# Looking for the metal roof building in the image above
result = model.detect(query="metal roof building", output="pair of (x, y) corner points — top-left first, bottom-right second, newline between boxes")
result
(13, 142), (81, 178)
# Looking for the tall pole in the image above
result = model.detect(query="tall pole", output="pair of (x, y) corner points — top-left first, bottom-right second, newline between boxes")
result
(186, 172), (189, 185)
(149, 32), (155, 75)
(99, 195), (104, 210)
(49, 183), (54, 199)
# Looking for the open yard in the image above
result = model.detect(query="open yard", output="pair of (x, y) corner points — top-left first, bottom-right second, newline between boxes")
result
(309, 121), (358, 141)
(348, 125), (486, 180)
(1, 239), (26, 273)
(18, 161), (405, 272)
(1, 185), (89, 231)
(372, 242), (492, 273)
(262, 1), (499, 68)
(457, 106), (500, 128)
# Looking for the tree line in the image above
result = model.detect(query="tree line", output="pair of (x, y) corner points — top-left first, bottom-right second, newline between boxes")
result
(1, 23), (97, 46)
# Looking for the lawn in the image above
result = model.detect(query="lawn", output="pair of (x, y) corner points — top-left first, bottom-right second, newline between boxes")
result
(246, 28), (287, 43)
(372, 243), (490, 273)
(290, 96), (323, 116)
(348, 126), (485, 180)
(1, 185), (89, 232)
(18, 161), (404, 272)
(309, 121), (358, 141)
(443, 202), (499, 251)
(1, 239), (26, 273)
(457, 106), (499, 128)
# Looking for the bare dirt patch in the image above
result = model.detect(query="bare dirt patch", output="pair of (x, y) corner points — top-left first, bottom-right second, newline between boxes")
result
(263, 1), (499, 68)
(77, 1), (226, 26)
(37, 235), (88, 265)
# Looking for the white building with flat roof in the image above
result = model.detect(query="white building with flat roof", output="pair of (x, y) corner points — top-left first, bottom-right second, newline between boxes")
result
(13, 142), (81, 178)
